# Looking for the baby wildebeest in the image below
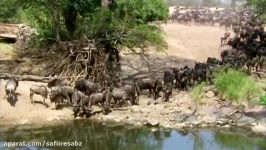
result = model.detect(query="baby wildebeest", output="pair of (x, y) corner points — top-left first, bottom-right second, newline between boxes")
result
(5, 77), (19, 106)
(29, 85), (48, 104)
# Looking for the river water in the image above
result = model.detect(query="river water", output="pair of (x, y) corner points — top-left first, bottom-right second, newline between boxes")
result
(0, 120), (265, 150)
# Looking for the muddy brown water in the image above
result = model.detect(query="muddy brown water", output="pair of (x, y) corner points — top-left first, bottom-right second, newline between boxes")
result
(0, 120), (265, 150)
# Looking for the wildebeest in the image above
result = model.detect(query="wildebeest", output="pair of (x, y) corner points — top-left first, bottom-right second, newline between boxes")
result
(5, 77), (19, 106)
(221, 32), (231, 46)
(179, 66), (192, 90)
(47, 78), (69, 88)
(106, 87), (132, 109)
(50, 86), (74, 109)
(134, 77), (155, 98)
(88, 90), (110, 115)
(153, 78), (163, 100)
(71, 89), (93, 117)
(122, 83), (139, 105)
(163, 84), (173, 102)
(71, 89), (85, 117)
(207, 57), (223, 65)
(29, 85), (48, 104)
(163, 70), (174, 87)
(74, 79), (99, 96)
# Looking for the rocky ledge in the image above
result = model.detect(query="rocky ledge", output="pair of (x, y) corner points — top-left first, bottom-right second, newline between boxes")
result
(89, 90), (266, 136)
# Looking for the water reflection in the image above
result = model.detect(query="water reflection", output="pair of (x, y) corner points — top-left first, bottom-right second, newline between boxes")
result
(0, 120), (265, 150)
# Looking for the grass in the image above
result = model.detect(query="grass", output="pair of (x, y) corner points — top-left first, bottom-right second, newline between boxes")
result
(0, 42), (15, 58)
(213, 69), (263, 102)
(190, 82), (206, 103)
(0, 42), (13, 50)
(259, 95), (266, 106)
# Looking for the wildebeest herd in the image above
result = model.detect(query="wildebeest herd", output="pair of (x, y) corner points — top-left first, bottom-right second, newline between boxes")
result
(2, 8), (265, 118)
(169, 6), (254, 28)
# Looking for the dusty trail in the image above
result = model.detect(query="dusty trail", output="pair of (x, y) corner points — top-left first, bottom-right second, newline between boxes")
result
(163, 24), (227, 62)
(121, 23), (229, 80)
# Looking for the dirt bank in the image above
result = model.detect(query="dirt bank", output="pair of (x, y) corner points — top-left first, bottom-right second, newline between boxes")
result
(0, 79), (265, 135)
(162, 24), (229, 62)
(89, 88), (266, 136)
(0, 80), (73, 127)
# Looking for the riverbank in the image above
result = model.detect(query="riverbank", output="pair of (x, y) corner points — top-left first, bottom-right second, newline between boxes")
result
(89, 89), (266, 136)
(0, 24), (265, 136)
(1, 79), (265, 136)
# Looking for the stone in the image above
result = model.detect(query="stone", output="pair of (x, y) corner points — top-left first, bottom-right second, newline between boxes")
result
(188, 120), (201, 126)
(16, 119), (32, 125)
(204, 91), (215, 98)
(222, 125), (230, 128)
(174, 123), (186, 128)
(147, 100), (154, 105)
(251, 119), (266, 135)
(237, 116), (256, 127)
(150, 128), (158, 132)
(244, 106), (266, 119)
(146, 120), (159, 127)
(130, 106), (140, 112)
(216, 118), (228, 126)
(47, 117), (54, 121)
(200, 115), (217, 123)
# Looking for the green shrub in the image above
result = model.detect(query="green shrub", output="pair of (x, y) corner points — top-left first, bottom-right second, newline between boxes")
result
(259, 95), (266, 106)
(214, 69), (262, 102)
(190, 82), (206, 102)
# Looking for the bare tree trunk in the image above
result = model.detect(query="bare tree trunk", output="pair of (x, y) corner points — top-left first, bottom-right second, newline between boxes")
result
(54, 14), (61, 43)
(51, 0), (61, 43)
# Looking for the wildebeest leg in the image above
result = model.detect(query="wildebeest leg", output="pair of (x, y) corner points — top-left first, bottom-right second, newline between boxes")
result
(55, 101), (59, 110)
(113, 98), (119, 110)
(65, 96), (71, 105)
(12, 94), (16, 103)
(30, 92), (34, 104)
(148, 88), (152, 98)
(101, 102), (107, 115)
(4, 89), (8, 99)
(42, 97), (46, 104)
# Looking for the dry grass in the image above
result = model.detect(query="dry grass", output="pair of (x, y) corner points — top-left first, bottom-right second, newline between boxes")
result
(0, 42), (15, 59)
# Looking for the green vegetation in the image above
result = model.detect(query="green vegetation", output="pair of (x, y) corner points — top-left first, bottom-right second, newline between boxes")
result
(213, 69), (263, 102)
(248, 0), (266, 20)
(190, 82), (206, 103)
(1, 0), (168, 51)
(0, 43), (14, 51)
(0, 0), (21, 23)
(259, 95), (266, 105)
